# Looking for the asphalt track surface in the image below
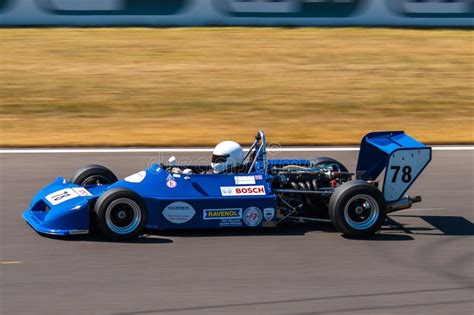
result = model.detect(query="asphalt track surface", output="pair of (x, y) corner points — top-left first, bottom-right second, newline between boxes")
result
(1, 148), (473, 315)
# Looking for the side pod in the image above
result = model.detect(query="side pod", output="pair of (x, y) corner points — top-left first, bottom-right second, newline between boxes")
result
(356, 131), (432, 203)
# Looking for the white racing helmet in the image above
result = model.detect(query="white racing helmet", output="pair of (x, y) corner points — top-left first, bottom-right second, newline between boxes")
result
(211, 141), (244, 173)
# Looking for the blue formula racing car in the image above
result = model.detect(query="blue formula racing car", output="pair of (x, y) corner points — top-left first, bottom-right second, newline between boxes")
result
(23, 130), (431, 241)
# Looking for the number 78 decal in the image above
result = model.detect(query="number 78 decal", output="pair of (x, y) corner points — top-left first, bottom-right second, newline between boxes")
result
(383, 149), (431, 202)
(390, 165), (412, 183)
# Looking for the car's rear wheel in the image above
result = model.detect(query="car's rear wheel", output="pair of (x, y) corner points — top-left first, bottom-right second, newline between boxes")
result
(93, 188), (147, 241)
(71, 165), (118, 186)
(329, 180), (386, 237)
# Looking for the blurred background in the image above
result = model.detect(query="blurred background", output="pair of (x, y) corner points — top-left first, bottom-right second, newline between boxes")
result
(0, 0), (473, 147)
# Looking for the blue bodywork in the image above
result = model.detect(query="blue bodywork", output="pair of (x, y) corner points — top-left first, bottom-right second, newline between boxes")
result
(356, 131), (432, 202)
(23, 165), (277, 235)
(357, 131), (429, 180)
(23, 177), (104, 235)
(23, 131), (431, 236)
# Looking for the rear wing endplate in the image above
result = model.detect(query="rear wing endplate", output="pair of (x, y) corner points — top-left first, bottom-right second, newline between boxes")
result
(356, 131), (431, 202)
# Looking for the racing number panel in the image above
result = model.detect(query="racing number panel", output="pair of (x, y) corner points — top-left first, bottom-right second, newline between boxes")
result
(383, 148), (431, 202)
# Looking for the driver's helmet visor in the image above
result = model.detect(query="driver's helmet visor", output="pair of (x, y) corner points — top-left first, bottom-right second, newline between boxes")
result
(212, 154), (230, 164)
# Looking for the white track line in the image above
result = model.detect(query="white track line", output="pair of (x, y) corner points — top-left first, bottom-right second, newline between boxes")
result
(0, 146), (472, 154)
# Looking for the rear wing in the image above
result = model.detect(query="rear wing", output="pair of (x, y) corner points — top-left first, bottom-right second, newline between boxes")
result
(356, 131), (431, 202)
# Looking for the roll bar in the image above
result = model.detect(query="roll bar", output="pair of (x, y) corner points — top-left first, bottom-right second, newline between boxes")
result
(247, 130), (267, 174)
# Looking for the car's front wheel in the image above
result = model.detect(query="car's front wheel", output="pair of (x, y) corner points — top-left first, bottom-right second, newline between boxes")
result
(71, 164), (118, 186)
(93, 188), (147, 241)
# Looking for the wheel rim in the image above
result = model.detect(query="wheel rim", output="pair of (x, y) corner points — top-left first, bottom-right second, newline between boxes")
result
(82, 175), (110, 186)
(343, 194), (379, 230)
(105, 198), (142, 235)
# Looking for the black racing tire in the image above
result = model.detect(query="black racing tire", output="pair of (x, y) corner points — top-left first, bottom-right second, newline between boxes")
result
(71, 165), (118, 186)
(329, 180), (386, 237)
(93, 188), (147, 241)
(312, 157), (349, 173)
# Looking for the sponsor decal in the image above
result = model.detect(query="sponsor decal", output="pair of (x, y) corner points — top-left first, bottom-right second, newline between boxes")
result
(263, 221), (276, 227)
(219, 219), (242, 227)
(263, 208), (275, 222)
(166, 180), (177, 188)
(124, 171), (146, 183)
(220, 185), (266, 196)
(45, 188), (79, 205)
(163, 201), (195, 224)
(243, 207), (263, 227)
(166, 174), (177, 188)
(72, 187), (92, 197)
(203, 208), (242, 220)
(254, 175), (263, 180)
(234, 176), (256, 185)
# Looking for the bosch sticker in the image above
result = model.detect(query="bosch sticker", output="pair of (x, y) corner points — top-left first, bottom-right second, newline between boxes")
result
(221, 185), (266, 196)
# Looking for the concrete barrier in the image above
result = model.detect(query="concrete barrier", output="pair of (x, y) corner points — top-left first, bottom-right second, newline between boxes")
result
(0, 0), (472, 26)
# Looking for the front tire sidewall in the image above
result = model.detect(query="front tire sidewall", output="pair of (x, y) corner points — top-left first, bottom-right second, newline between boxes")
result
(71, 164), (118, 186)
(329, 181), (386, 237)
(94, 188), (147, 241)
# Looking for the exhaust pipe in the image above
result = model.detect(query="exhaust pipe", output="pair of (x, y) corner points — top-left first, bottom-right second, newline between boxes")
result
(387, 196), (422, 213)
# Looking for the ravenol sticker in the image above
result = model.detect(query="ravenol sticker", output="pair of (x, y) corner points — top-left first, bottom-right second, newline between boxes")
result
(45, 188), (79, 205)
(243, 207), (263, 227)
(234, 176), (256, 185)
(163, 201), (196, 224)
(263, 208), (275, 222)
(203, 208), (242, 220)
(220, 185), (266, 196)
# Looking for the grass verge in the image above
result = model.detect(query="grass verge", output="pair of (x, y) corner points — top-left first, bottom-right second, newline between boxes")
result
(0, 27), (472, 146)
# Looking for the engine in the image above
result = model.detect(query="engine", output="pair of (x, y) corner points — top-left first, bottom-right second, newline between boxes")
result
(270, 164), (352, 217)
